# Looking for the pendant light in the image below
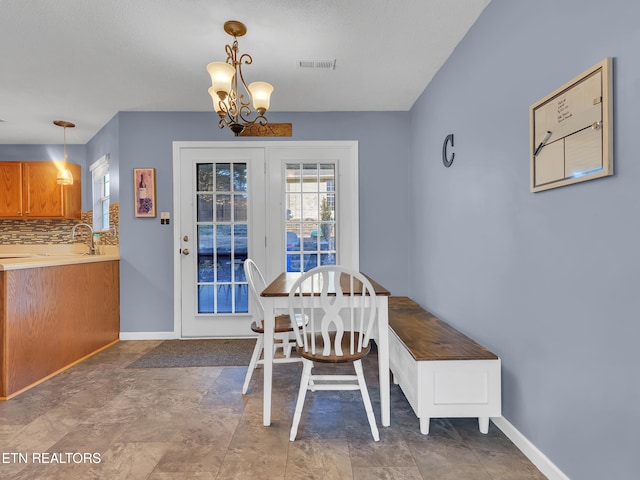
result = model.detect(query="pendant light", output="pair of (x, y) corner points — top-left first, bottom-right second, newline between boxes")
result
(54, 120), (75, 185)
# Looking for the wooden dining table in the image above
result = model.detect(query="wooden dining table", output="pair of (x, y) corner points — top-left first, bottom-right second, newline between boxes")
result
(260, 271), (391, 428)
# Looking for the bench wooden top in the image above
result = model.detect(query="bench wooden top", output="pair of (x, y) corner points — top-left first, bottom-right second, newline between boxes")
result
(388, 297), (498, 361)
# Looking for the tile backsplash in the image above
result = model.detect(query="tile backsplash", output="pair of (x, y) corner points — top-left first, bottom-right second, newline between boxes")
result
(0, 202), (119, 246)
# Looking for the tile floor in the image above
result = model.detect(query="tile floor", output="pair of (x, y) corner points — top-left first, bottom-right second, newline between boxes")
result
(0, 341), (547, 479)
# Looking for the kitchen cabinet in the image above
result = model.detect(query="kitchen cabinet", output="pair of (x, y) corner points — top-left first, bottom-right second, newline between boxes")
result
(0, 258), (120, 399)
(0, 162), (22, 217)
(0, 161), (81, 219)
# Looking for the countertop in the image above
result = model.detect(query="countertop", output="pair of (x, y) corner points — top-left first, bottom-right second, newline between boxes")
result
(0, 245), (120, 271)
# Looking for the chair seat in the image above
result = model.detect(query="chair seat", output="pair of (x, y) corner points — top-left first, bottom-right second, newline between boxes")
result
(300, 333), (371, 364)
(251, 314), (296, 334)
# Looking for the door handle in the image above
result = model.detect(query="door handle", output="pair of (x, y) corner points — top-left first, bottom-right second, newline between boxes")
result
(182, 248), (190, 255)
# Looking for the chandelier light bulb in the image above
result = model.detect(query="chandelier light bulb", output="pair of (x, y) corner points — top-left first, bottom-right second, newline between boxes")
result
(248, 81), (273, 114)
(208, 87), (232, 117)
(206, 61), (235, 99)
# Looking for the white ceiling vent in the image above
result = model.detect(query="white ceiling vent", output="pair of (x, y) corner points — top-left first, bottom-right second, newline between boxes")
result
(298, 59), (337, 70)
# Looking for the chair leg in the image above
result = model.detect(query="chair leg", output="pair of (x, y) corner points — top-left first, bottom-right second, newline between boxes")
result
(275, 332), (295, 358)
(242, 335), (264, 395)
(284, 339), (293, 358)
(290, 359), (313, 441)
(354, 360), (380, 441)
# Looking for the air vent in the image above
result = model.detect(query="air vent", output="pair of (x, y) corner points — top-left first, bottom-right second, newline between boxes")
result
(298, 59), (336, 70)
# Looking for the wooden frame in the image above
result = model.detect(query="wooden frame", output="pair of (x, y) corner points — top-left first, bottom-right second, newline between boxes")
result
(530, 58), (613, 192)
(134, 167), (156, 217)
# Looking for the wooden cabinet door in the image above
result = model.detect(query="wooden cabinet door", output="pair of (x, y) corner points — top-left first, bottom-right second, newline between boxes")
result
(23, 162), (65, 217)
(0, 161), (81, 219)
(61, 163), (82, 219)
(0, 162), (24, 217)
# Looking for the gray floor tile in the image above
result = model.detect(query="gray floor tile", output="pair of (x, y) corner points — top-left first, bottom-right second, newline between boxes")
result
(0, 340), (546, 480)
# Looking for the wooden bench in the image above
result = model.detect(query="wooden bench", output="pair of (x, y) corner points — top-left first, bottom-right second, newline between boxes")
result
(387, 297), (501, 434)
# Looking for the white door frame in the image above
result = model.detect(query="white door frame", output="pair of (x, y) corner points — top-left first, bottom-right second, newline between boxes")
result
(172, 140), (359, 338)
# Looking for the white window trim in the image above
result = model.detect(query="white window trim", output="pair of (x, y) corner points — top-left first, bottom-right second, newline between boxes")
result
(90, 154), (110, 232)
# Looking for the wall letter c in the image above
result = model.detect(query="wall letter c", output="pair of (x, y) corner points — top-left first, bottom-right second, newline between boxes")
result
(442, 134), (455, 168)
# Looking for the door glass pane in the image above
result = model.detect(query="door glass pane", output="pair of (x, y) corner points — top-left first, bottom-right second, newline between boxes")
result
(302, 194), (319, 220)
(286, 164), (301, 192)
(197, 225), (214, 282)
(285, 162), (337, 272)
(198, 285), (214, 314)
(216, 163), (231, 191)
(320, 165), (335, 191)
(196, 161), (248, 314)
(234, 224), (249, 312)
(198, 164), (213, 191)
(217, 224), (231, 283)
(216, 194), (231, 222)
(302, 164), (318, 192)
(197, 194), (213, 222)
(234, 194), (247, 221)
(303, 253), (318, 271)
(233, 163), (247, 191)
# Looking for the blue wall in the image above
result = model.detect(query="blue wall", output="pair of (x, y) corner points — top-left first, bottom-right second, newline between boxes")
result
(99, 110), (410, 333)
(86, 114), (120, 205)
(408, 1), (639, 478)
(0, 144), (86, 173)
(1, 112), (410, 334)
(0, 112), (410, 333)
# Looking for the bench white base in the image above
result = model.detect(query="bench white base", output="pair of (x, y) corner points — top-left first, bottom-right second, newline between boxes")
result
(388, 327), (501, 434)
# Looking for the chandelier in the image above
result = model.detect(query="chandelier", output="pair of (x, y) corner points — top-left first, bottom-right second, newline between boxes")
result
(206, 20), (273, 136)
(53, 120), (75, 185)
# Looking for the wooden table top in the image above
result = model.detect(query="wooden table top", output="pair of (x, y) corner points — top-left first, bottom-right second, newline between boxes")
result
(261, 271), (391, 297)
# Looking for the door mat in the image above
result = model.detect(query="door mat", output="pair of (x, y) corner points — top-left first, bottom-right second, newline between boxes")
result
(126, 338), (256, 369)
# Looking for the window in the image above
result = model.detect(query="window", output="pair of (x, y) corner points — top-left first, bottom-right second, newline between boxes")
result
(90, 155), (110, 231)
(285, 162), (337, 272)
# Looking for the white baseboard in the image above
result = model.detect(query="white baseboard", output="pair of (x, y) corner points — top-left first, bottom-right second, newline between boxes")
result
(492, 417), (570, 480)
(119, 331), (178, 341)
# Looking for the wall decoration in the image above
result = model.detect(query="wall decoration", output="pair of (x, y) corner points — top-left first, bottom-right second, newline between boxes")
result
(442, 134), (455, 167)
(239, 123), (292, 137)
(530, 58), (613, 192)
(134, 168), (156, 218)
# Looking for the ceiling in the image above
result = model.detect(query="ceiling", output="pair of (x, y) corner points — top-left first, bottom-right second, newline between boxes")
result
(0, 0), (490, 144)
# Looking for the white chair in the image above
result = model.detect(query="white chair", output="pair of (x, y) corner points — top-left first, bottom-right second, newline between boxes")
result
(242, 259), (302, 395)
(288, 265), (380, 441)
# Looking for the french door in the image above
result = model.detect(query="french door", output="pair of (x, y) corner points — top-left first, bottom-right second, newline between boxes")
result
(178, 147), (265, 337)
(173, 141), (359, 338)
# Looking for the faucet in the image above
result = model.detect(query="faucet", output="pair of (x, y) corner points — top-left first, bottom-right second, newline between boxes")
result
(71, 223), (97, 255)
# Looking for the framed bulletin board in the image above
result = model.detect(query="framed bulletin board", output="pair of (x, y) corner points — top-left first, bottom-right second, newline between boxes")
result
(530, 58), (613, 192)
